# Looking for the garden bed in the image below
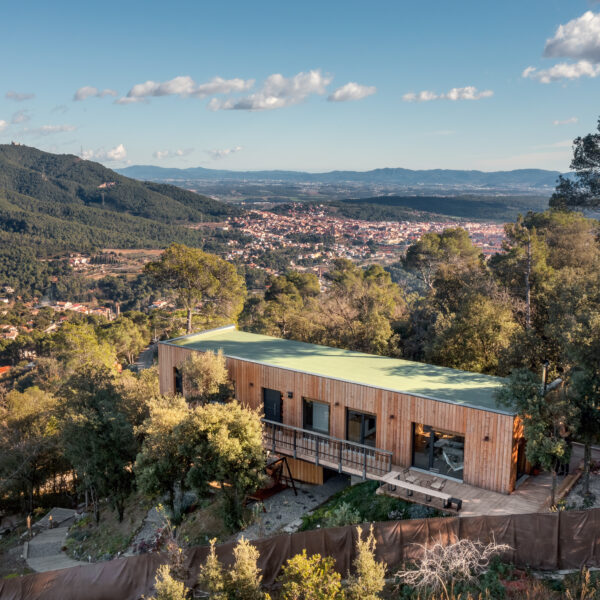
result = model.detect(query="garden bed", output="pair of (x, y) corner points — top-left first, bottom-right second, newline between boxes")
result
(300, 480), (447, 531)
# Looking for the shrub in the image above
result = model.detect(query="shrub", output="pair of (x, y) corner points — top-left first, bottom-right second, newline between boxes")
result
(322, 502), (361, 528)
(196, 537), (269, 600)
(346, 525), (386, 600)
(278, 550), (344, 600)
(227, 537), (269, 600)
(152, 564), (189, 600)
(565, 568), (600, 599)
(395, 538), (511, 600)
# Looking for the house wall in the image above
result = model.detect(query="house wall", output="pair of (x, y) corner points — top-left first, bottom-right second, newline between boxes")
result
(159, 343), (518, 494)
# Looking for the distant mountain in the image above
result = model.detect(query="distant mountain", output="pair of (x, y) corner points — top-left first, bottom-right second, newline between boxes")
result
(118, 164), (562, 191)
(0, 144), (244, 255)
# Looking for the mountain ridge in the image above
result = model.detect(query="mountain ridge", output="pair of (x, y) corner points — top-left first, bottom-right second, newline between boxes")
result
(118, 164), (562, 190)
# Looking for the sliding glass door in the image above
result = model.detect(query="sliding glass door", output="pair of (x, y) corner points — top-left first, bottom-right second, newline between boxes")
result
(412, 423), (465, 480)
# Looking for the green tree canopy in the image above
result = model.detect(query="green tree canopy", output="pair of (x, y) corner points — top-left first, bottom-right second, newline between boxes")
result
(62, 366), (137, 522)
(180, 349), (233, 405)
(404, 227), (482, 290)
(0, 386), (62, 512)
(145, 244), (246, 334)
(550, 118), (600, 209)
(496, 368), (576, 506)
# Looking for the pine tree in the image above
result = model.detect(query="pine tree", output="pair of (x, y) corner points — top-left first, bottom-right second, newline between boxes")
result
(152, 564), (189, 600)
(197, 539), (227, 600)
(346, 525), (386, 600)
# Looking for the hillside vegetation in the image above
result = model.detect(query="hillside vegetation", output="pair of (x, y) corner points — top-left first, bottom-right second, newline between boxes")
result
(0, 144), (243, 254)
(329, 195), (549, 222)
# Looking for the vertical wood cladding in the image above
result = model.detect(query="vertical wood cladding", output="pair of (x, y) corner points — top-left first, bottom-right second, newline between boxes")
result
(159, 343), (518, 494)
(285, 457), (324, 485)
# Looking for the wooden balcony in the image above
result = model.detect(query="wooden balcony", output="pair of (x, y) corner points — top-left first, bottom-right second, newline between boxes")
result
(262, 419), (393, 480)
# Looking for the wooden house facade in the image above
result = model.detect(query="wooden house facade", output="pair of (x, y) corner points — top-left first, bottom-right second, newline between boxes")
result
(158, 326), (524, 494)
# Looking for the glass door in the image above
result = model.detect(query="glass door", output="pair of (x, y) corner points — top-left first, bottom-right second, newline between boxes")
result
(263, 388), (282, 423)
(412, 423), (465, 480)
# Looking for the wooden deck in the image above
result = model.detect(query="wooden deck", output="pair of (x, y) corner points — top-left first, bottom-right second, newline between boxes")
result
(379, 465), (574, 517)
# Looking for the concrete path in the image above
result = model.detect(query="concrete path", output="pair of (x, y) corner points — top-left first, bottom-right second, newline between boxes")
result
(132, 343), (156, 371)
(25, 509), (88, 573)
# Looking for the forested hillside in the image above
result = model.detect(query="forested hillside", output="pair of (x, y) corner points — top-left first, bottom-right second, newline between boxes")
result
(323, 195), (549, 222)
(0, 145), (247, 295)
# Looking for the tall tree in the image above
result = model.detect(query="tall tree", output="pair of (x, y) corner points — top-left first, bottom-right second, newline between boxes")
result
(62, 367), (137, 522)
(550, 117), (600, 209)
(404, 228), (482, 291)
(0, 387), (62, 512)
(564, 310), (600, 497)
(496, 368), (576, 507)
(322, 260), (405, 355)
(135, 395), (191, 516)
(145, 244), (246, 334)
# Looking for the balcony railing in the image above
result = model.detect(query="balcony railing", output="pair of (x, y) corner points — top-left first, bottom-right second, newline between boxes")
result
(262, 419), (393, 480)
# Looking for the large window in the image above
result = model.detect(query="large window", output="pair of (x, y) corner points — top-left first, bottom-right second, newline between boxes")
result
(412, 423), (465, 480)
(346, 410), (377, 447)
(303, 398), (330, 434)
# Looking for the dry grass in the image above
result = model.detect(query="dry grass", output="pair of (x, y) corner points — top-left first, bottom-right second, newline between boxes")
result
(65, 490), (153, 561)
(177, 497), (230, 547)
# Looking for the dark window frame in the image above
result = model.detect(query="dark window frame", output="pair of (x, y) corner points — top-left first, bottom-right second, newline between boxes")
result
(346, 409), (377, 447)
(302, 397), (330, 434)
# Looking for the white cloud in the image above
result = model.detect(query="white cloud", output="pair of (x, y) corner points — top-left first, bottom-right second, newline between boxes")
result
(117, 75), (254, 103)
(82, 143), (127, 162)
(208, 69), (332, 111)
(74, 86), (118, 101)
(553, 117), (578, 125)
(0, 120), (7, 132)
(327, 82), (376, 102)
(206, 145), (243, 159)
(544, 11), (600, 62)
(153, 148), (194, 160)
(6, 91), (35, 101)
(22, 124), (77, 136)
(11, 110), (30, 124)
(403, 86), (493, 102)
(524, 12), (600, 83)
(522, 60), (600, 83)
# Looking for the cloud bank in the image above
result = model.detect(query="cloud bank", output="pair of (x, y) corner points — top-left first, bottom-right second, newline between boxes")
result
(206, 145), (243, 159)
(327, 82), (376, 102)
(553, 117), (578, 126)
(208, 70), (332, 111)
(74, 86), (118, 101)
(117, 75), (254, 104)
(403, 86), (493, 102)
(524, 11), (600, 83)
(153, 148), (194, 160)
(6, 91), (35, 102)
(82, 143), (127, 162)
(22, 124), (77, 136)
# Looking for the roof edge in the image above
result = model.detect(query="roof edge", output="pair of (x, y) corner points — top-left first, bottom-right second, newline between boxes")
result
(158, 324), (236, 345)
(160, 338), (515, 417)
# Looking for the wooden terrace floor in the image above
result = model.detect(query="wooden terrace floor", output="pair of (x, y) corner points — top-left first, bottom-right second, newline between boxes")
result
(379, 466), (564, 517)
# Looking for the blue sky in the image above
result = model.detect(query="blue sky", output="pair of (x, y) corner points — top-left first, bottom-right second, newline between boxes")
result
(1, 0), (599, 172)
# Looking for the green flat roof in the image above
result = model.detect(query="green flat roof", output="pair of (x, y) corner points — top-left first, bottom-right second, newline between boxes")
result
(165, 326), (511, 415)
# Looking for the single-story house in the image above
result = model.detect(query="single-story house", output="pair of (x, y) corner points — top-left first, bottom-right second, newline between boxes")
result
(158, 325), (525, 494)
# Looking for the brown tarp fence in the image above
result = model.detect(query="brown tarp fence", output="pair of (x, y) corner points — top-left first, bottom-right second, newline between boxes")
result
(3, 509), (600, 600)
